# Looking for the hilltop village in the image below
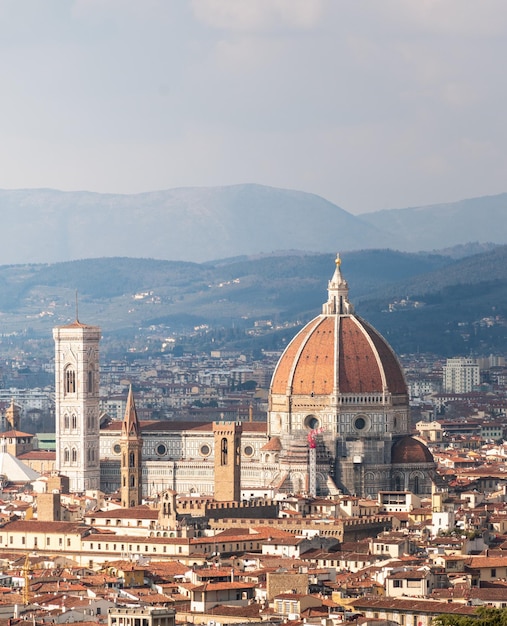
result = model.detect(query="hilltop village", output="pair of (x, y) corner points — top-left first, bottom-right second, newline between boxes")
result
(0, 259), (507, 625)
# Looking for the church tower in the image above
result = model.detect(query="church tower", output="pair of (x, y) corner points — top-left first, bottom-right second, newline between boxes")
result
(53, 320), (101, 492)
(268, 254), (435, 497)
(5, 399), (21, 431)
(213, 421), (242, 502)
(120, 385), (143, 508)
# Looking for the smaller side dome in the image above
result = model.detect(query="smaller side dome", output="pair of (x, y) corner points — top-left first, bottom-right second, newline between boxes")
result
(391, 436), (434, 465)
(261, 437), (282, 452)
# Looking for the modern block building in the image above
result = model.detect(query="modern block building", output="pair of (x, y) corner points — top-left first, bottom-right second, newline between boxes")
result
(443, 357), (480, 393)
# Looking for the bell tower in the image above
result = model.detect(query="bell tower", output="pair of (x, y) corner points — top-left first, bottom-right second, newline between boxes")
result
(120, 385), (143, 508)
(5, 399), (21, 431)
(213, 421), (242, 502)
(53, 319), (101, 492)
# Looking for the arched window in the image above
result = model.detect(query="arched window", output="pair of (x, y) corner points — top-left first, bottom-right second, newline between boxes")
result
(413, 475), (420, 494)
(88, 370), (93, 393)
(129, 452), (135, 468)
(221, 438), (228, 466)
(71, 448), (77, 463)
(71, 414), (77, 430)
(64, 414), (69, 430)
(65, 368), (76, 394)
(130, 475), (135, 487)
(64, 448), (70, 463)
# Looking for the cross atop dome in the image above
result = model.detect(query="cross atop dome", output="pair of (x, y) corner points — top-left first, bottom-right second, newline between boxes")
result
(322, 253), (354, 315)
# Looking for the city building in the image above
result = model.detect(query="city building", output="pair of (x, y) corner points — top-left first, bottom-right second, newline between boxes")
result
(443, 357), (480, 393)
(55, 257), (436, 499)
(53, 319), (101, 492)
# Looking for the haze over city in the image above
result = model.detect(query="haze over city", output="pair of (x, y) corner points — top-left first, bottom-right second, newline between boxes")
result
(1, 0), (507, 215)
(2, 7), (507, 624)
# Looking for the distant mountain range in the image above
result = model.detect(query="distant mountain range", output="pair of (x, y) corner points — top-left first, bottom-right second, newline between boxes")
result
(0, 246), (506, 357)
(1, 185), (506, 264)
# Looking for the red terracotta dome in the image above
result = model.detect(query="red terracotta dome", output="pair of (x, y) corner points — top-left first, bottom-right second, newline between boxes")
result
(270, 260), (407, 399)
(261, 436), (282, 451)
(391, 436), (434, 465)
(271, 315), (407, 396)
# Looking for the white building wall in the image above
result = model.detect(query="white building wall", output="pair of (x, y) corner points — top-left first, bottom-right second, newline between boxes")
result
(443, 358), (480, 393)
(54, 323), (101, 492)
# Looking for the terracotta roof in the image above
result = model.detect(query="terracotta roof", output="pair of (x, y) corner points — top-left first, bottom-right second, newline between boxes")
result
(18, 451), (55, 460)
(102, 420), (267, 434)
(56, 320), (100, 330)
(339, 317), (383, 393)
(192, 581), (255, 592)
(2, 520), (91, 535)
(467, 556), (507, 568)
(82, 534), (191, 545)
(350, 597), (478, 616)
(271, 317), (321, 395)
(388, 570), (428, 579)
(470, 588), (507, 601)
(206, 604), (262, 618)
(0, 430), (34, 438)
(194, 567), (236, 578)
(261, 437), (282, 451)
(86, 505), (158, 520)
(271, 314), (407, 397)
(391, 436), (434, 465)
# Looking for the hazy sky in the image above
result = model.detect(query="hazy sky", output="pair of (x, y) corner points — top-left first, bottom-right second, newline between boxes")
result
(1, 0), (506, 214)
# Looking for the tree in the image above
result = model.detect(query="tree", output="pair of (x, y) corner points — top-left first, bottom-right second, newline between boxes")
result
(434, 608), (507, 626)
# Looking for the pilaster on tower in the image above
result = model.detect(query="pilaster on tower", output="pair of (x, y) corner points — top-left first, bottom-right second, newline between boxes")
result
(120, 385), (143, 508)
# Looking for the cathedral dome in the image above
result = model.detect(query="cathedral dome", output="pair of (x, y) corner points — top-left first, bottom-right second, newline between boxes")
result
(391, 436), (434, 465)
(270, 256), (407, 398)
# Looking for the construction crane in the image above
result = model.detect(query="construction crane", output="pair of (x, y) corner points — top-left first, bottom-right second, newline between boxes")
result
(307, 427), (324, 497)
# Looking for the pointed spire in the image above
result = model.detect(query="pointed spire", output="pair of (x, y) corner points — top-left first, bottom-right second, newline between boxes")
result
(322, 253), (354, 315)
(121, 384), (141, 438)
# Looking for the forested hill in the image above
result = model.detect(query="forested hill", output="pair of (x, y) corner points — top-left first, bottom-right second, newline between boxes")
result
(0, 246), (506, 357)
(357, 245), (507, 355)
